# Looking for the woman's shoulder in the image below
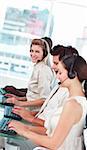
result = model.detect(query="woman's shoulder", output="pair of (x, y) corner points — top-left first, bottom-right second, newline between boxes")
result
(67, 96), (87, 104)
(65, 96), (87, 117)
(37, 61), (53, 72)
(65, 98), (80, 109)
(64, 99), (82, 119)
(63, 96), (86, 111)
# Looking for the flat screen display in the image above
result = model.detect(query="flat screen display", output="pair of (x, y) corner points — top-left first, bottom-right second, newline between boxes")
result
(0, 107), (4, 120)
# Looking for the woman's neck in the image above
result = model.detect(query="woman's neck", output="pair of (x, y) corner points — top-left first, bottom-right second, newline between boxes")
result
(69, 80), (84, 97)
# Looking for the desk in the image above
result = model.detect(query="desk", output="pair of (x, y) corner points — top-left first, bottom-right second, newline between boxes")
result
(0, 132), (24, 140)
(0, 103), (36, 150)
(0, 129), (26, 149)
(0, 104), (25, 150)
(0, 132), (25, 150)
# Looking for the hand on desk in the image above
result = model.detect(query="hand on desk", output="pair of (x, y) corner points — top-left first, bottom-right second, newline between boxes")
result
(6, 97), (23, 106)
(6, 96), (27, 106)
(8, 120), (29, 137)
(12, 106), (34, 122)
(5, 93), (17, 98)
(8, 119), (46, 138)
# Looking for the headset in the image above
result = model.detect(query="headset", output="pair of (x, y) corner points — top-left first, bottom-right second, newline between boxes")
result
(62, 54), (77, 79)
(43, 47), (48, 58)
(68, 62), (77, 79)
(41, 39), (50, 59)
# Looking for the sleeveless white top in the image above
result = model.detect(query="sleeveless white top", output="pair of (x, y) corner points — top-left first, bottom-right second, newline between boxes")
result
(33, 96), (87, 150)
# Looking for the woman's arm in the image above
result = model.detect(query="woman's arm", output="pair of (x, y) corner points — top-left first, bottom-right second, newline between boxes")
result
(5, 94), (27, 101)
(29, 125), (47, 135)
(8, 121), (47, 135)
(12, 107), (45, 126)
(6, 97), (27, 105)
(7, 97), (45, 107)
(19, 98), (45, 107)
(8, 100), (82, 150)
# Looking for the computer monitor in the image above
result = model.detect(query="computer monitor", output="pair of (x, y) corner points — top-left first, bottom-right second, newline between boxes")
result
(0, 107), (4, 121)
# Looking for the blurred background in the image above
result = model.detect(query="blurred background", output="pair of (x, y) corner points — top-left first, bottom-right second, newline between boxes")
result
(0, 0), (87, 88)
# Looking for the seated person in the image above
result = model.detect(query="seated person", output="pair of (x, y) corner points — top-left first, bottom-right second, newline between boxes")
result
(5, 37), (55, 112)
(6, 45), (79, 150)
(6, 45), (79, 126)
(3, 37), (53, 97)
(8, 54), (87, 150)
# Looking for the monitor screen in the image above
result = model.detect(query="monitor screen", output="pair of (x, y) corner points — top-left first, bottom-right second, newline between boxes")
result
(0, 107), (4, 120)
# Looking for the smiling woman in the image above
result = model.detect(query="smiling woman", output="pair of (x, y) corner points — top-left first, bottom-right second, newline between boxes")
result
(6, 37), (55, 112)
(8, 54), (87, 150)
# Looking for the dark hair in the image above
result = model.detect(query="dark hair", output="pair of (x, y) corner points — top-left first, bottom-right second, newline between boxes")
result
(66, 46), (79, 56)
(51, 45), (79, 59)
(50, 44), (65, 56)
(42, 37), (53, 50)
(41, 37), (53, 59)
(30, 38), (52, 59)
(60, 55), (87, 98)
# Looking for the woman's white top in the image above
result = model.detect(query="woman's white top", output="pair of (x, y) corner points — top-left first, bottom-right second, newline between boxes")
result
(34, 96), (87, 150)
(37, 87), (69, 120)
(26, 61), (54, 111)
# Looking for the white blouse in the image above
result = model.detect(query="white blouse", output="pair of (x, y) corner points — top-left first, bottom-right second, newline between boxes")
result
(26, 61), (54, 111)
(34, 96), (87, 150)
(45, 96), (87, 150)
(38, 87), (69, 121)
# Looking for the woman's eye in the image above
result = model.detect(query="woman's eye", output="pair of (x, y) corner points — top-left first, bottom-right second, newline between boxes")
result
(36, 50), (39, 53)
(55, 71), (58, 74)
(57, 71), (61, 75)
(30, 49), (33, 52)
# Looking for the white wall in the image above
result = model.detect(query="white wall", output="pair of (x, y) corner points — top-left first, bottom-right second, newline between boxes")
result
(52, 1), (87, 46)
(0, 0), (87, 88)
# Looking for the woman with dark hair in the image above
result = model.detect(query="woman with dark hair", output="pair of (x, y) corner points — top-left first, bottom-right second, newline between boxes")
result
(6, 38), (54, 111)
(8, 54), (87, 150)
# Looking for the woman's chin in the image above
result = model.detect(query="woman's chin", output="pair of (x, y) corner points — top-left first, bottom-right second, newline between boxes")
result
(32, 60), (37, 63)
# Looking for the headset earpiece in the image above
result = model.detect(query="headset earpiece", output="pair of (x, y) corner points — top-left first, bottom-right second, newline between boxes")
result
(62, 54), (77, 79)
(43, 49), (48, 58)
(68, 70), (77, 79)
(68, 63), (77, 79)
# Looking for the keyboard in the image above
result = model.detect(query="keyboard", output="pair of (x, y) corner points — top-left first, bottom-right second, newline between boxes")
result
(0, 118), (16, 135)
(4, 105), (22, 121)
